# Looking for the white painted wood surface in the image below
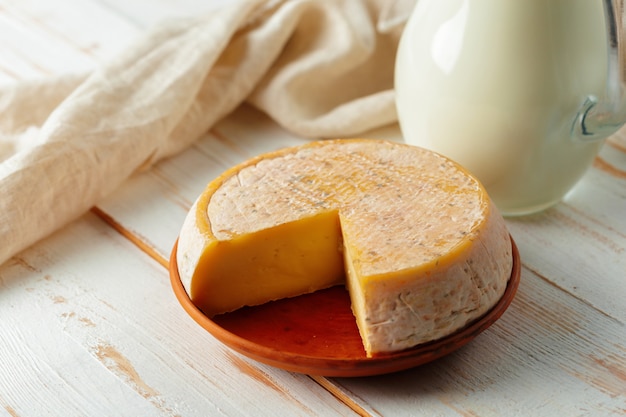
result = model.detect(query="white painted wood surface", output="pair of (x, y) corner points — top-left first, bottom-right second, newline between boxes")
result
(1, 1), (625, 416)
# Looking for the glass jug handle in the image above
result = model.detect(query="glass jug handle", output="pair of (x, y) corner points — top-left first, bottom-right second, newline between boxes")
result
(573, 0), (626, 141)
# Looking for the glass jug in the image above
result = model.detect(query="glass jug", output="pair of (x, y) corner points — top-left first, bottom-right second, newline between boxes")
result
(395, 0), (626, 215)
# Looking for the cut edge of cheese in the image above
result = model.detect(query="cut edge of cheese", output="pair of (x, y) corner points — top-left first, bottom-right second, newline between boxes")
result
(343, 201), (511, 355)
(176, 138), (513, 356)
(179, 207), (345, 317)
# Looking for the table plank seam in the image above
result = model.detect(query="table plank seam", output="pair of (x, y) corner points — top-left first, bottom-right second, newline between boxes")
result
(90, 206), (168, 268)
(522, 262), (623, 325)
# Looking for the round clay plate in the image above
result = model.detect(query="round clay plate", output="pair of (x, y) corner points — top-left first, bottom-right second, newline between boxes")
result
(170, 237), (521, 377)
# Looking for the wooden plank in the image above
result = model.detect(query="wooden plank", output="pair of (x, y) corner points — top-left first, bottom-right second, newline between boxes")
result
(94, 0), (233, 29)
(0, 213), (357, 416)
(0, 12), (93, 78)
(0, 0), (141, 79)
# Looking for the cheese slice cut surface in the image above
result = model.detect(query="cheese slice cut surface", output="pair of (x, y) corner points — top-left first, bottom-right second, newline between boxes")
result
(177, 139), (513, 356)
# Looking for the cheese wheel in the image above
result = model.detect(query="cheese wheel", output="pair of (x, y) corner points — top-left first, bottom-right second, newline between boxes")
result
(177, 139), (513, 356)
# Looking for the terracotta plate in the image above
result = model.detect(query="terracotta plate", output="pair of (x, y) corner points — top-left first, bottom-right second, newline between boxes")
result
(170, 237), (521, 377)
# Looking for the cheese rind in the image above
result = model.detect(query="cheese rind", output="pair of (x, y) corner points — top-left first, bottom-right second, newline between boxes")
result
(345, 202), (511, 354)
(177, 139), (512, 356)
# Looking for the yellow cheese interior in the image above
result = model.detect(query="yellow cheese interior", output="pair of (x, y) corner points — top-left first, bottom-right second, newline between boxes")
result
(190, 210), (345, 317)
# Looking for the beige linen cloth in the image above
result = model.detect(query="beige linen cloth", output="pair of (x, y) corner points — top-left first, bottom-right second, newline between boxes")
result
(0, 0), (415, 265)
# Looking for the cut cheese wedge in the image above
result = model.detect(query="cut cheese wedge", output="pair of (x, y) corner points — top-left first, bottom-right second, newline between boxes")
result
(177, 139), (513, 357)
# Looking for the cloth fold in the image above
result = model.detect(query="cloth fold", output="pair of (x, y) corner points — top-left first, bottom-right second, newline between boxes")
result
(0, 0), (413, 266)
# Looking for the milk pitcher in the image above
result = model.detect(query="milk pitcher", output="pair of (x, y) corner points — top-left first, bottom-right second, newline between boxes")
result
(395, 0), (626, 215)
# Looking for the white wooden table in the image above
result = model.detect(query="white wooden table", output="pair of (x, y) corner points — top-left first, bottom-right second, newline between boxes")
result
(1, 1), (625, 416)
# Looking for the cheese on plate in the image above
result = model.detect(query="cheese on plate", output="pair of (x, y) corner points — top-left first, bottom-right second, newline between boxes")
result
(176, 139), (513, 356)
